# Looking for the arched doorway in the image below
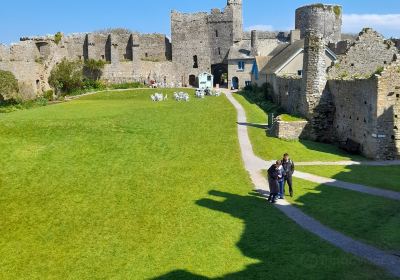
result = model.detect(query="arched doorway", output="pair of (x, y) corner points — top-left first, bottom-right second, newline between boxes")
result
(189, 75), (197, 87)
(211, 64), (228, 88)
(232, 77), (239, 90)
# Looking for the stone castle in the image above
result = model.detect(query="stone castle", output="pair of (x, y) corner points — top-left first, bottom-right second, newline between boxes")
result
(0, 1), (399, 160)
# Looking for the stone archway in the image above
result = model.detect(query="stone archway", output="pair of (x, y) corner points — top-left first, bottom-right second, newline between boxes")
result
(189, 75), (197, 87)
(212, 64), (228, 88)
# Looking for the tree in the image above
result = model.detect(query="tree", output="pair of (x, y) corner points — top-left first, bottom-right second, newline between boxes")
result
(0, 70), (19, 101)
(83, 59), (106, 80)
(49, 59), (83, 94)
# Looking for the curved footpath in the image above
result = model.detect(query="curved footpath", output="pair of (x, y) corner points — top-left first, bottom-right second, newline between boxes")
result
(223, 90), (400, 278)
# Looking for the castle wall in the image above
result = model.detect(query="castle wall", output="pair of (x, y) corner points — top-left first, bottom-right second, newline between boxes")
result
(329, 78), (379, 158)
(208, 9), (234, 65)
(267, 75), (302, 115)
(0, 61), (43, 100)
(375, 63), (400, 159)
(329, 29), (399, 79)
(139, 34), (171, 61)
(171, 12), (212, 77)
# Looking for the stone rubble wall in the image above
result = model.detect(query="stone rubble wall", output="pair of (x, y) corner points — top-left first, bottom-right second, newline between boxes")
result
(269, 119), (309, 140)
(328, 28), (399, 79)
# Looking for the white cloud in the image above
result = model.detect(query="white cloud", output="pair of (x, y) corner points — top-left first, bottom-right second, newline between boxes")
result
(245, 24), (274, 32)
(343, 14), (400, 37)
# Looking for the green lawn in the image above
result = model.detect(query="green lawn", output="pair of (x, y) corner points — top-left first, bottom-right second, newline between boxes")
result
(0, 89), (395, 279)
(296, 165), (400, 192)
(233, 92), (364, 162)
(287, 178), (400, 252)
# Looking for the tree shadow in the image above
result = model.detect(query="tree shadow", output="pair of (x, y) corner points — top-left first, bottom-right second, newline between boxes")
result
(151, 190), (384, 280)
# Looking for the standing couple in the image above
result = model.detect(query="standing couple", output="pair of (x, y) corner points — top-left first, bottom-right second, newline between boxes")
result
(267, 153), (295, 203)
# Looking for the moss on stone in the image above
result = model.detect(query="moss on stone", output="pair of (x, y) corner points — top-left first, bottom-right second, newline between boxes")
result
(333, 6), (342, 18)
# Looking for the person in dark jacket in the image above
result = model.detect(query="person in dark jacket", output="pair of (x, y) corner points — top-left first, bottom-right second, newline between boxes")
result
(282, 153), (295, 197)
(267, 161), (281, 203)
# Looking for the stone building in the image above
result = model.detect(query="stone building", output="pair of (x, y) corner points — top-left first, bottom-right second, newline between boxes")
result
(259, 4), (400, 160)
(171, 0), (244, 87)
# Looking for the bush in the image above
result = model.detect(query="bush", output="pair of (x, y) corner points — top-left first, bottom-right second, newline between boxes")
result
(49, 59), (83, 94)
(82, 79), (106, 91)
(0, 70), (19, 101)
(109, 82), (144, 90)
(83, 59), (106, 80)
(43, 90), (54, 101)
(54, 32), (63, 45)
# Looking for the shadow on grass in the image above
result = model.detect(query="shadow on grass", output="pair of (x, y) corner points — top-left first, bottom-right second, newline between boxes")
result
(152, 190), (378, 280)
(237, 122), (267, 129)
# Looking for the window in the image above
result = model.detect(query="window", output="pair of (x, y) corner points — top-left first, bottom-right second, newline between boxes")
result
(193, 55), (198, 68)
(218, 47), (221, 55)
(397, 94), (400, 98)
(238, 61), (245, 71)
(297, 70), (303, 76)
(101, 55), (105, 60)
(145, 53), (148, 58)
(215, 30), (219, 37)
(245, 81), (252, 87)
(207, 75), (212, 81)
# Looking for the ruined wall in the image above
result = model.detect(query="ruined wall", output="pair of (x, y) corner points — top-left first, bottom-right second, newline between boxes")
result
(329, 29), (399, 79)
(139, 34), (171, 61)
(329, 78), (379, 158)
(267, 75), (302, 115)
(295, 4), (342, 43)
(375, 63), (400, 159)
(101, 60), (181, 85)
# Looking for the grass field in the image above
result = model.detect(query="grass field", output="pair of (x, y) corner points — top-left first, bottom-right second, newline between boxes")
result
(296, 165), (400, 192)
(233, 92), (364, 162)
(0, 89), (395, 279)
(287, 178), (400, 251)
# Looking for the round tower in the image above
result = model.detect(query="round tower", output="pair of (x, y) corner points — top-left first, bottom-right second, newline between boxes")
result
(295, 4), (342, 43)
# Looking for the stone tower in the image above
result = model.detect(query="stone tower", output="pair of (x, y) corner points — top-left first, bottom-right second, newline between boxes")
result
(295, 4), (342, 43)
(300, 4), (342, 140)
(227, 0), (243, 43)
(301, 31), (327, 117)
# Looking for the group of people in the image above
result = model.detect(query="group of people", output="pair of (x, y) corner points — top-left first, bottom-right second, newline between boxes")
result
(267, 153), (295, 203)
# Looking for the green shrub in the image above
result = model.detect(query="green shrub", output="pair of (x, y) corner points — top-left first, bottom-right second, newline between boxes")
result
(109, 82), (144, 90)
(0, 70), (19, 101)
(82, 79), (106, 90)
(83, 59), (106, 80)
(43, 90), (54, 101)
(373, 66), (384, 76)
(49, 59), (83, 94)
(54, 32), (63, 45)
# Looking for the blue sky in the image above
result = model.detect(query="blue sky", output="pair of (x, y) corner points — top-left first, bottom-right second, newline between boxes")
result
(1, 0), (400, 44)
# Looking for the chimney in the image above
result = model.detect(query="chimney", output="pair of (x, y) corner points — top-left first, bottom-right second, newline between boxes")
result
(290, 29), (301, 44)
(251, 30), (260, 56)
